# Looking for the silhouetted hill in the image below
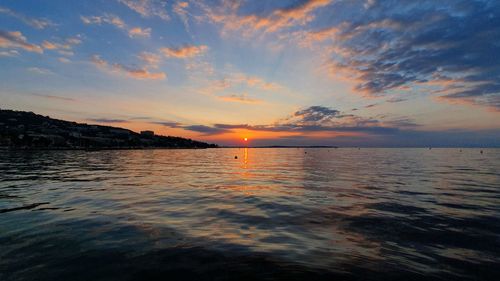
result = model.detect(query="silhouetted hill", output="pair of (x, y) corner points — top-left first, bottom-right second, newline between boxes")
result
(0, 109), (217, 149)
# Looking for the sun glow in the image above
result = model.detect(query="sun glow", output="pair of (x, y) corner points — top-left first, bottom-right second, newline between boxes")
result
(244, 137), (248, 141)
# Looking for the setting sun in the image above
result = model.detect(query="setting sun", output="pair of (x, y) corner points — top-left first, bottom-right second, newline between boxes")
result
(244, 138), (248, 142)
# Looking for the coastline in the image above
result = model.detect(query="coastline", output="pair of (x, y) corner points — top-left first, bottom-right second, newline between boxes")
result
(0, 146), (212, 151)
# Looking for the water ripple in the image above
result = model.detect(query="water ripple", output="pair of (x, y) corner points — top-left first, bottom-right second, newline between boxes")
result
(0, 148), (499, 280)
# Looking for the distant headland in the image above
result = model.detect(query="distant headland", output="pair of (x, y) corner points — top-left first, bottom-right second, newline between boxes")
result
(0, 109), (218, 149)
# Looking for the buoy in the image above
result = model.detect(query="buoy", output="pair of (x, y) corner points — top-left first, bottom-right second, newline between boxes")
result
(235, 156), (238, 159)
(480, 150), (483, 154)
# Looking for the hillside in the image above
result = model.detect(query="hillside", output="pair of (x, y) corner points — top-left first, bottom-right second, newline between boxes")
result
(0, 109), (217, 149)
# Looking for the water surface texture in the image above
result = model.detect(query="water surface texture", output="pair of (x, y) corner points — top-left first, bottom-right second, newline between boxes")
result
(1, 148), (499, 280)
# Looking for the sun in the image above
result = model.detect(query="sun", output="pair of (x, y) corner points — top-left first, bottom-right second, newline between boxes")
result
(244, 137), (248, 142)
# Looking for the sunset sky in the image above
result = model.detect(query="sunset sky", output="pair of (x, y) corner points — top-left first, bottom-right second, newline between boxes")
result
(1, 0), (499, 146)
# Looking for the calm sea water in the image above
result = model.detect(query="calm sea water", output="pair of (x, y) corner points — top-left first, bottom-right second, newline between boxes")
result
(0, 148), (499, 280)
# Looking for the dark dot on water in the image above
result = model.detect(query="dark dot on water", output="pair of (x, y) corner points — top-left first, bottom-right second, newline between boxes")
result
(235, 156), (238, 159)
(480, 150), (483, 154)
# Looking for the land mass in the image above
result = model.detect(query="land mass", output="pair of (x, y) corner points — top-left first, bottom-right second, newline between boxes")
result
(0, 109), (217, 149)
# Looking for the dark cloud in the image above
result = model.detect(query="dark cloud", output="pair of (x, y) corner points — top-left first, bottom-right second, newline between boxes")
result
(383, 118), (420, 128)
(214, 124), (252, 129)
(88, 118), (129, 123)
(292, 106), (340, 122)
(152, 121), (184, 128)
(32, 93), (76, 102)
(325, 0), (500, 109)
(183, 125), (229, 135)
(0, 30), (43, 53)
(129, 116), (154, 120)
(194, 106), (400, 135)
(386, 97), (407, 103)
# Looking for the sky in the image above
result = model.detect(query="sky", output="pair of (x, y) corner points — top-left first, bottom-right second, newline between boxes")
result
(1, 0), (499, 147)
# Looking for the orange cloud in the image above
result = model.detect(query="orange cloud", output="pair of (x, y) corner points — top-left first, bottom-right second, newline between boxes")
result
(288, 26), (340, 48)
(217, 94), (263, 104)
(91, 55), (166, 80)
(128, 27), (151, 38)
(0, 30), (43, 53)
(160, 45), (208, 58)
(206, 0), (332, 35)
(174, 1), (190, 30)
(137, 52), (161, 68)
(42, 37), (81, 53)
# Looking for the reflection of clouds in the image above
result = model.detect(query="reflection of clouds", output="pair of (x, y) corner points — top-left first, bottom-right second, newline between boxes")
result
(2, 148), (499, 276)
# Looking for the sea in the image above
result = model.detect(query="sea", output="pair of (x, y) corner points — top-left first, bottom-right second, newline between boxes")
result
(1, 148), (499, 280)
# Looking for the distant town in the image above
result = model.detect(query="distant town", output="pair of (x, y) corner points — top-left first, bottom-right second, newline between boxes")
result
(0, 109), (217, 149)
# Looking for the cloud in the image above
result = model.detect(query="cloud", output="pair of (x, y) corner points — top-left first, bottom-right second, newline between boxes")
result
(88, 118), (129, 123)
(0, 50), (19, 57)
(247, 129), (500, 147)
(91, 55), (166, 80)
(287, 26), (340, 48)
(81, 13), (153, 40)
(128, 27), (151, 38)
(41, 36), (82, 55)
(204, 0), (332, 35)
(0, 6), (55, 29)
(182, 125), (229, 135)
(310, 0), (500, 110)
(292, 106), (340, 122)
(386, 97), (408, 103)
(160, 45), (208, 58)
(32, 93), (75, 101)
(174, 1), (190, 31)
(57, 50), (74, 56)
(117, 0), (169, 21)
(58, 57), (71, 63)
(179, 106), (405, 137)
(27, 67), (54, 75)
(198, 72), (283, 102)
(151, 121), (183, 128)
(137, 52), (161, 68)
(217, 94), (263, 104)
(0, 30), (43, 53)
(231, 73), (282, 91)
(207, 73), (282, 93)
(77, 106), (401, 139)
(383, 118), (420, 128)
(81, 14), (126, 29)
